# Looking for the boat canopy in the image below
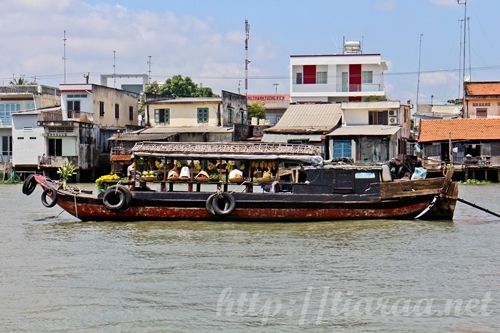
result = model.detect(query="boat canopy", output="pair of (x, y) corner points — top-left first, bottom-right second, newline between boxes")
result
(131, 141), (324, 165)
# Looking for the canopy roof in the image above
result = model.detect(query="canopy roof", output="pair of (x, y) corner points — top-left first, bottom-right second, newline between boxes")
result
(131, 141), (323, 165)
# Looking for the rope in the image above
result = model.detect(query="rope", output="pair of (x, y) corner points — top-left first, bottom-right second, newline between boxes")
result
(73, 193), (78, 219)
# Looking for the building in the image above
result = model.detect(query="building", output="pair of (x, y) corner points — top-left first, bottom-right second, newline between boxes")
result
(414, 104), (462, 120)
(327, 101), (411, 163)
(418, 118), (500, 166)
(464, 81), (500, 119)
(0, 85), (60, 163)
(59, 83), (139, 153)
(12, 107), (98, 180)
(246, 94), (290, 125)
(262, 104), (343, 158)
(290, 41), (387, 103)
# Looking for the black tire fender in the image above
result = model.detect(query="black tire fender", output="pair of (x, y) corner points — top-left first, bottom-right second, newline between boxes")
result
(102, 185), (131, 211)
(211, 192), (236, 216)
(41, 188), (58, 208)
(205, 193), (217, 215)
(22, 174), (37, 196)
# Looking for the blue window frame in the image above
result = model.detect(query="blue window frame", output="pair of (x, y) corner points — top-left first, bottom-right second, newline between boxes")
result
(333, 140), (352, 158)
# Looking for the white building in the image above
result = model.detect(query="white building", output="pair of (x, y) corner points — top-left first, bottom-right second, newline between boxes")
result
(290, 42), (388, 103)
(0, 85), (59, 163)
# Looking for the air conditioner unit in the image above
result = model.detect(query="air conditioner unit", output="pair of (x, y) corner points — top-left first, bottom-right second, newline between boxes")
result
(388, 116), (398, 125)
(388, 109), (398, 117)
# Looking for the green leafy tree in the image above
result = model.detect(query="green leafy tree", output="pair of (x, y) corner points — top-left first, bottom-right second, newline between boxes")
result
(364, 95), (387, 102)
(145, 75), (216, 99)
(247, 102), (266, 120)
(9, 76), (36, 86)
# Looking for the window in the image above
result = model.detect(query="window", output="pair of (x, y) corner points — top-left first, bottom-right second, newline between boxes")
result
(1, 136), (12, 156)
(316, 71), (327, 84)
(295, 73), (303, 84)
(67, 100), (80, 118)
(26, 101), (35, 110)
(228, 108), (233, 124)
(369, 111), (388, 125)
(154, 109), (170, 125)
(341, 72), (348, 92)
(0, 103), (21, 126)
(333, 140), (352, 158)
(476, 108), (487, 118)
(29, 137), (37, 140)
(114, 104), (119, 119)
(197, 108), (209, 123)
(472, 102), (490, 107)
(99, 101), (105, 117)
(129, 106), (134, 121)
(48, 138), (62, 156)
(362, 71), (373, 84)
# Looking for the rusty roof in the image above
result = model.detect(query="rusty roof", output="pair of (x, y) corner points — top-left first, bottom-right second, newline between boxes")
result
(418, 118), (500, 142)
(465, 81), (500, 96)
(265, 103), (342, 134)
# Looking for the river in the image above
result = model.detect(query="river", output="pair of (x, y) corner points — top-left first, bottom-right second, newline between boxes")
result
(0, 183), (499, 332)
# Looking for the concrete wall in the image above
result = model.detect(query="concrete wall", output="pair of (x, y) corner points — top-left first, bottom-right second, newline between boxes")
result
(12, 113), (45, 166)
(465, 98), (500, 119)
(149, 100), (222, 127)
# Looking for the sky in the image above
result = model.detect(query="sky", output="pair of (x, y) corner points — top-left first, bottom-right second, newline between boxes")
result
(1, 0), (500, 104)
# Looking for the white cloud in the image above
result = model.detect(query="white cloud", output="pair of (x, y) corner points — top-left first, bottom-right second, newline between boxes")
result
(374, 0), (397, 11)
(429, 0), (459, 6)
(420, 71), (456, 86)
(0, 0), (278, 93)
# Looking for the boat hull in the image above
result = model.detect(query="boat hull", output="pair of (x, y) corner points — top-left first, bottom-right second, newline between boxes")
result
(32, 175), (456, 222)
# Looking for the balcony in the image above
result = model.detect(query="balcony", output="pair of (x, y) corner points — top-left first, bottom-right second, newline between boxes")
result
(339, 83), (385, 93)
(39, 155), (78, 168)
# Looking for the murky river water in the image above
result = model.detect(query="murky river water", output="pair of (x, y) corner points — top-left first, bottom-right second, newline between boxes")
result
(0, 184), (499, 332)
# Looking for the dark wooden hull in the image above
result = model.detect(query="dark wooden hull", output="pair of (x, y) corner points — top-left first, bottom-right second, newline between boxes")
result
(39, 189), (451, 222)
(32, 175), (456, 222)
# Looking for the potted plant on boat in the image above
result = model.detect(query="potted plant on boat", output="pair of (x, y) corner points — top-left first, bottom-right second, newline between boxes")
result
(57, 161), (77, 189)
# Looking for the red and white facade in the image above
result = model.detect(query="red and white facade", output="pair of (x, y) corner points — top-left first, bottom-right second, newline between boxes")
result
(290, 53), (388, 103)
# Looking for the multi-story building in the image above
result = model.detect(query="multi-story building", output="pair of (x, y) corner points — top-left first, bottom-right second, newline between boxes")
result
(0, 85), (59, 163)
(327, 101), (412, 163)
(290, 41), (388, 103)
(464, 81), (500, 119)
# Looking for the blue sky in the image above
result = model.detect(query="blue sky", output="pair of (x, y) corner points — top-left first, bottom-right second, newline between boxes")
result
(1, 0), (499, 104)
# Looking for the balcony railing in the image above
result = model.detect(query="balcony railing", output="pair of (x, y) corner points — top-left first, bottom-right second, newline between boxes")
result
(39, 155), (78, 168)
(338, 83), (384, 93)
(39, 110), (63, 122)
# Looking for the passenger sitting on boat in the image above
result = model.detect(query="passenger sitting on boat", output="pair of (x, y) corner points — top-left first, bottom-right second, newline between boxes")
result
(389, 158), (407, 180)
(127, 157), (137, 181)
(262, 180), (280, 193)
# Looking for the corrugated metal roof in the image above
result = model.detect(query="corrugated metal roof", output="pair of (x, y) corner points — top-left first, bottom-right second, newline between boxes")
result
(341, 101), (400, 109)
(418, 118), (500, 142)
(265, 104), (342, 133)
(328, 125), (401, 136)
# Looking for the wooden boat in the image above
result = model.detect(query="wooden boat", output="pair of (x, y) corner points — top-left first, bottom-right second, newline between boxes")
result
(22, 142), (458, 222)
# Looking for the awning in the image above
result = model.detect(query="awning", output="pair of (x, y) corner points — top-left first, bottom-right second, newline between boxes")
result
(327, 125), (401, 137)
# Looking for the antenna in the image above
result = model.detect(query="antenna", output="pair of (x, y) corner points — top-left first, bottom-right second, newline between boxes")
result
(416, 33), (423, 115)
(112, 50), (117, 88)
(457, 0), (467, 105)
(147, 56), (152, 84)
(63, 30), (67, 84)
(238, 80), (241, 94)
(244, 20), (250, 96)
(458, 19), (463, 99)
(273, 83), (279, 94)
(467, 17), (471, 81)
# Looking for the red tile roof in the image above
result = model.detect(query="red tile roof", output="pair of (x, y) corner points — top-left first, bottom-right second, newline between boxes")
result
(465, 82), (500, 96)
(418, 118), (500, 142)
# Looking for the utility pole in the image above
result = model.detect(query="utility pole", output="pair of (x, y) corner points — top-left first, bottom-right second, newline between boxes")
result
(63, 30), (67, 84)
(244, 20), (250, 97)
(458, 19), (463, 99)
(457, 0), (467, 116)
(147, 55), (152, 84)
(113, 50), (116, 88)
(416, 33), (423, 115)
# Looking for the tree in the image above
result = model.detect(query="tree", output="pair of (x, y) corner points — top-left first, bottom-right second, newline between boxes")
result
(247, 102), (266, 120)
(9, 76), (35, 86)
(145, 75), (216, 99)
(364, 95), (387, 102)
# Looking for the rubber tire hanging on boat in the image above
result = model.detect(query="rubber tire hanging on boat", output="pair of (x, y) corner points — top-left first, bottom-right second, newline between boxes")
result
(102, 185), (132, 211)
(41, 188), (58, 208)
(211, 192), (236, 216)
(205, 193), (217, 215)
(22, 174), (37, 195)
